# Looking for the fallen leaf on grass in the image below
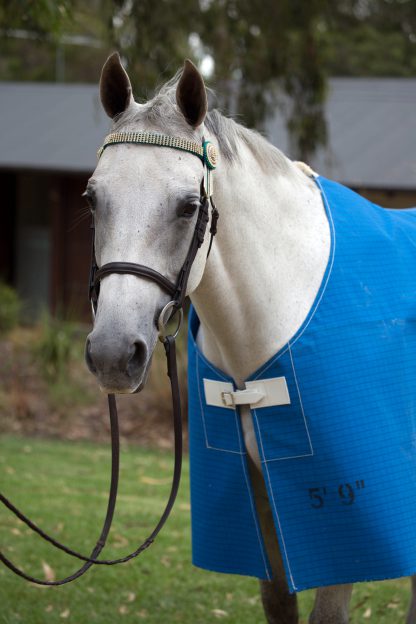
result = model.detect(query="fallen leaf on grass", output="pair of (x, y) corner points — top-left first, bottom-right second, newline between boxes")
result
(45, 605), (53, 613)
(157, 461), (170, 471)
(10, 528), (21, 536)
(113, 533), (129, 548)
(179, 503), (191, 511)
(126, 592), (136, 602)
(352, 595), (370, 611)
(212, 609), (228, 618)
(5, 466), (15, 475)
(118, 606), (129, 615)
(387, 602), (399, 609)
(140, 476), (171, 485)
(137, 609), (148, 618)
(60, 609), (70, 618)
(363, 607), (372, 618)
(42, 561), (55, 582)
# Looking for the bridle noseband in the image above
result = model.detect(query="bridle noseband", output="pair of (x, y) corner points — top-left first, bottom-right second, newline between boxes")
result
(0, 131), (219, 585)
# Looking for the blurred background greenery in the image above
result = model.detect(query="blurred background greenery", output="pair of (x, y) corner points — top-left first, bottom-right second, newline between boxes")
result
(0, 0), (415, 495)
(1, 3), (416, 619)
(0, 0), (415, 460)
(1, 0), (416, 157)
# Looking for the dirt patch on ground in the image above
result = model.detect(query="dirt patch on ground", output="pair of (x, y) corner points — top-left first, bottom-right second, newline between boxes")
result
(0, 327), (188, 449)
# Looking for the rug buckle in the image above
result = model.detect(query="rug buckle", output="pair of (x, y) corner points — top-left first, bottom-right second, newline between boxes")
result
(221, 388), (265, 407)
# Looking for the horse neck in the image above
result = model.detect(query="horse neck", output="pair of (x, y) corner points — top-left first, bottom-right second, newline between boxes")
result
(190, 142), (331, 386)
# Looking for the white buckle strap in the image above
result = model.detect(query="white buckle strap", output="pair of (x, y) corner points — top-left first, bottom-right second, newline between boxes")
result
(221, 388), (265, 407)
(203, 377), (291, 410)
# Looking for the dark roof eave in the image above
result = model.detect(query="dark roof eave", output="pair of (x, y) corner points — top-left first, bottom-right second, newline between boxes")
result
(0, 163), (94, 175)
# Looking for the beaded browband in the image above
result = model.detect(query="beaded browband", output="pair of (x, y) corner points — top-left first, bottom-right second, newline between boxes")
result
(97, 131), (218, 171)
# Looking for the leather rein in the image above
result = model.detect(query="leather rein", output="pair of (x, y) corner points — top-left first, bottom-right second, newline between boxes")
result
(0, 132), (219, 586)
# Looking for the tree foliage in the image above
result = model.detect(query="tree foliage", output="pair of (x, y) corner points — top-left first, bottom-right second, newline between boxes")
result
(108, 0), (328, 158)
(324, 0), (416, 76)
(199, 1), (327, 146)
(107, 0), (200, 96)
(0, 0), (72, 36)
(1, 0), (416, 157)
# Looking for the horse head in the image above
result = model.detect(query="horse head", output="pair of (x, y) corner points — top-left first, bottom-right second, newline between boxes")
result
(85, 53), (214, 393)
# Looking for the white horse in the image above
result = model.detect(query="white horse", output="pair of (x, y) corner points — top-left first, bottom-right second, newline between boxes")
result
(85, 53), (416, 624)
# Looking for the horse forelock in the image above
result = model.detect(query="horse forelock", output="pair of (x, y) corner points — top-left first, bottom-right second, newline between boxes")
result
(111, 70), (290, 175)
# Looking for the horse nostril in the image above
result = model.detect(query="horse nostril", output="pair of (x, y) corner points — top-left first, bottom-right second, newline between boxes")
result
(85, 338), (97, 374)
(127, 340), (148, 377)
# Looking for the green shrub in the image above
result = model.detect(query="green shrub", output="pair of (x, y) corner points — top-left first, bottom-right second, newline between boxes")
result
(33, 314), (76, 381)
(0, 282), (21, 335)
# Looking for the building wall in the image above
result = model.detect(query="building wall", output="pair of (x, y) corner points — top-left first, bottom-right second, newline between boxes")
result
(15, 172), (51, 319)
(356, 188), (416, 209)
(0, 172), (16, 284)
(50, 173), (91, 320)
(0, 168), (91, 321)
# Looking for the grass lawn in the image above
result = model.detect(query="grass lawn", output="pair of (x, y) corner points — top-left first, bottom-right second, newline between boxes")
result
(0, 436), (412, 623)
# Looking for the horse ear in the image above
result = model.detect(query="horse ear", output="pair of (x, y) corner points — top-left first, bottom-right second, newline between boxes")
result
(176, 59), (207, 128)
(100, 52), (132, 119)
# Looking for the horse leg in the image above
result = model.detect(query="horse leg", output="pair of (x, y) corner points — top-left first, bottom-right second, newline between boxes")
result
(406, 575), (416, 624)
(308, 584), (353, 624)
(247, 456), (299, 624)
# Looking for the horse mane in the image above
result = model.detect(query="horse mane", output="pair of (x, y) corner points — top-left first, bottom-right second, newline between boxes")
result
(113, 70), (290, 174)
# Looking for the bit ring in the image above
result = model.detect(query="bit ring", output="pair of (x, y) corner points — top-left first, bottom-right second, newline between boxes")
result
(158, 301), (183, 341)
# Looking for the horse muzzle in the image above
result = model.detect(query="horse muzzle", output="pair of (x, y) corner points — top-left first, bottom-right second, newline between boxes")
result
(85, 330), (152, 393)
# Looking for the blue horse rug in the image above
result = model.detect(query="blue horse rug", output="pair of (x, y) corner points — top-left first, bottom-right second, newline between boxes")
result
(187, 176), (416, 592)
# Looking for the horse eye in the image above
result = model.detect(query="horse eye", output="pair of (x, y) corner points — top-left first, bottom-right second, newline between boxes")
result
(82, 190), (95, 212)
(177, 200), (199, 218)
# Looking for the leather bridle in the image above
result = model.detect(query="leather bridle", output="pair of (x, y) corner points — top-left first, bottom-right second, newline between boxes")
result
(0, 132), (219, 585)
